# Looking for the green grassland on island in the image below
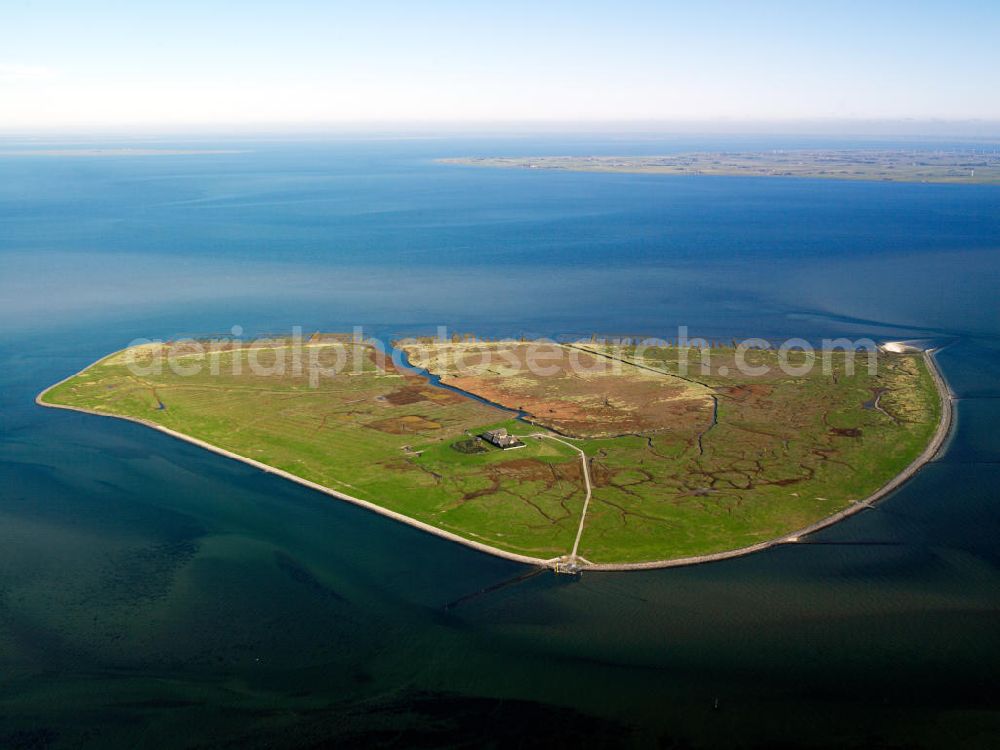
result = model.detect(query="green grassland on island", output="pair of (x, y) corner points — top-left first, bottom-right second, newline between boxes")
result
(569, 343), (940, 562)
(39, 336), (941, 566)
(40, 339), (586, 561)
(398, 339), (941, 563)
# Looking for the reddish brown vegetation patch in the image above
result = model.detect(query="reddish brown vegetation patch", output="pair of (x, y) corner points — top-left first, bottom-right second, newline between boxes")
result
(381, 383), (466, 406)
(462, 458), (582, 502)
(493, 458), (581, 483)
(588, 461), (620, 488)
(366, 415), (443, 434)
(444, 374), (711, 438)
(829, 427), (863, 438)
(719, 384), (773, 401)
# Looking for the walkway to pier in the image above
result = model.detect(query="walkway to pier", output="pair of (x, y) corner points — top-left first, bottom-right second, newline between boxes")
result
(522, 432), (593, 571)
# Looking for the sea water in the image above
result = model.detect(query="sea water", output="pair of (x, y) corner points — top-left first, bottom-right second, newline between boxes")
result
(1, 135), (998, 748)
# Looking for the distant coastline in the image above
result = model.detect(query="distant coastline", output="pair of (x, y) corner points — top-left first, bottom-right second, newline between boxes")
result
(441, 150), (1000, 184)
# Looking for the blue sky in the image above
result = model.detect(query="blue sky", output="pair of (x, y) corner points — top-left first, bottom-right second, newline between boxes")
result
(1, 0), (998, 128)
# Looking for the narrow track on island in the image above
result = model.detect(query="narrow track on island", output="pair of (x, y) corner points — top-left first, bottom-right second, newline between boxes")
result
(564, 342), (713, 388)
(518, 432), (593, 567)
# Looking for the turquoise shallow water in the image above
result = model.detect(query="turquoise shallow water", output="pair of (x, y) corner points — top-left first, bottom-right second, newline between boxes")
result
(0, 136), (998, 748)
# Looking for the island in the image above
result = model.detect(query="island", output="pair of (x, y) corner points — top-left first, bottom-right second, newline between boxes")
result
(37, 335), (950, 570)
(440, 149), (1000, 184)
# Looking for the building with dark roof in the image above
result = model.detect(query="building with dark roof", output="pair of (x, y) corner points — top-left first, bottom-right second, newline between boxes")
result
(481, 428), (525, 450)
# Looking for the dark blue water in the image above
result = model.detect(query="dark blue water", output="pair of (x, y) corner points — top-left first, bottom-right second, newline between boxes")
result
(1, 136), (998, 748)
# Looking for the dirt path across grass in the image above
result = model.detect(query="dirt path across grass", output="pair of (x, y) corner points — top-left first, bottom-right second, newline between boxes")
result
(516, 432), (594, 567)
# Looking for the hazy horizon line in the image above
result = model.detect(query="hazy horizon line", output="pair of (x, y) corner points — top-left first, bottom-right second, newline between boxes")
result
(2, 118), (1000, 141)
